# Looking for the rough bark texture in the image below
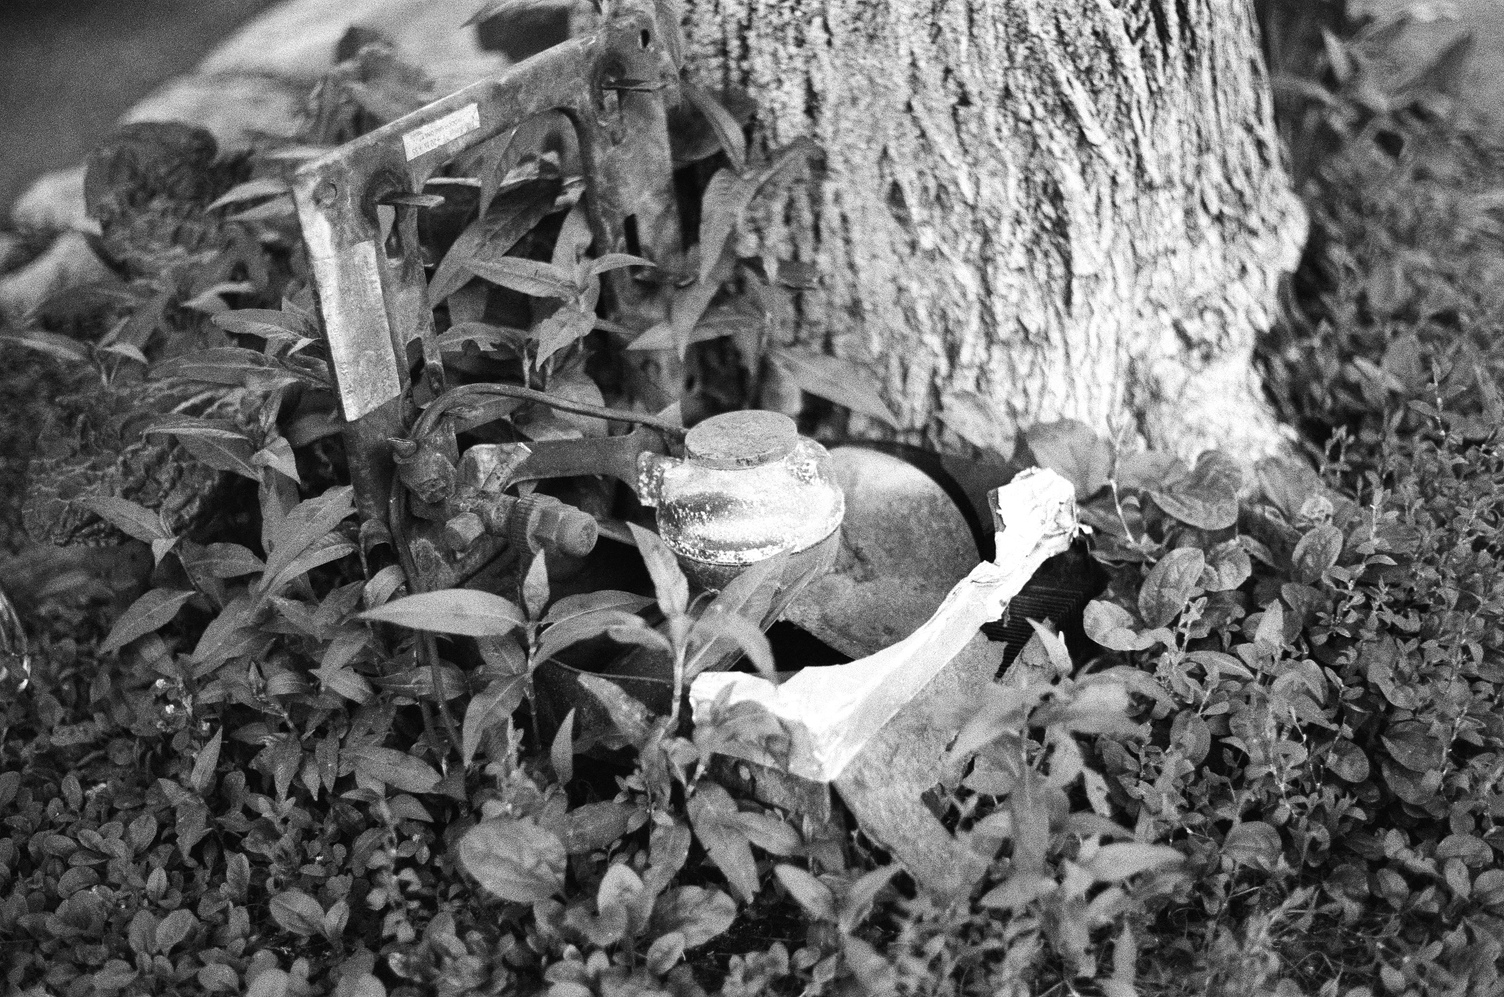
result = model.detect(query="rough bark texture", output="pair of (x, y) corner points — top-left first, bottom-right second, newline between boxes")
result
(683, 0), (1307, 459)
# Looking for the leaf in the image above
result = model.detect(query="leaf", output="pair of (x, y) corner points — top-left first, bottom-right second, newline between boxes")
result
(1326, 739), (1370, 783)
(629, 524), (690, 618)
(189, 728), (222, 795)
(683, 554), (787, 676)
(772, 348), (898, 426)
(153, 348), (301, 391)
(211, 307), (312, 338)
(1254, 455), (1324, 520)
(253, 436), (300, 483)
(649, 886), (737, 948)
(363, 564), (406, 608)
(940, 389), (1016, 458)
(731, 810), (800, 855)
(0, 329), (91, 363)
(344, 745), (441, 794)
(534, 608), (659, 665)
(465, 256), (577, 299)
(317, 664), (374, 703)
(259, 486), (355, 588)
(196, 543), (266, 579)
(523, 552), (550, 621)
(978, 870), (1058, 912)
(269, 890), (325, 936)
(459, 817), (567, 902)
(1382, 722), (1446, 772)
(533, 304), (597, 368)
(101, 589), (195, 654)
(1137, 548), (1205, 629)
(267, 534), (356, 595)
(1082, 600), (1158, 652)
(687, 610), (776, 682)
(1200, 539), (1252, 591)
(1025, 419), (1113, 498)
(1254, 600), (1286, 651)
(687, 781), (760, 902)
(646, 932), (686, 975)
(462, 674), (528, 766)
(588, 253), (656, 277)
(1084, 843), (1183, 883)
(360, 589), (524, 636)
(773, 865), (835, 921)
(542, 590), (655, 626)
(1221, 821), (1282, 869)
(1292, 523), (1344, 584)
(437, 321), (528, 354)
(681, 80), (747, 173)
(550, 708), (575, 784)
(697, 140), (816, 284)
(207, 177), (290, 211)
(1149, 450), (1242, 530)
(153, 908), (197, 954)
(77, 497), (171, 542)
(173, 432), (262, 481)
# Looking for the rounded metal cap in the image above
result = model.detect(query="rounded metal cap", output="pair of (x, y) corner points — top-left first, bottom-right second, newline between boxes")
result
(684, 410), (798, 470)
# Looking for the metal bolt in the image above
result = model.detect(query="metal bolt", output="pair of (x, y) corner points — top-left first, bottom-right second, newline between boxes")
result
(444, 512), (486, 553)
(508, 494), (598, 559)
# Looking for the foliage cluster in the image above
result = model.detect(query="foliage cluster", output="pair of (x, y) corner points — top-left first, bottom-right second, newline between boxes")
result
(3, 4), (1504, 997)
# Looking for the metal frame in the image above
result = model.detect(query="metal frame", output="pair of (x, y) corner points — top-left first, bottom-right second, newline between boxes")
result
(292, 0), (683, 530)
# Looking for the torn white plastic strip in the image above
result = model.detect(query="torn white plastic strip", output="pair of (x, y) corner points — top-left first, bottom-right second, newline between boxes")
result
(690, 467), (1079, 783)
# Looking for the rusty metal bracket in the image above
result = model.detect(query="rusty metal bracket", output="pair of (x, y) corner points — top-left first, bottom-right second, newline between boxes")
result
(293, 0), (684, 533)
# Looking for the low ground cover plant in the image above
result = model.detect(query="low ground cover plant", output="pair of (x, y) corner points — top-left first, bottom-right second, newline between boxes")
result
(4, 4), (1504, 995)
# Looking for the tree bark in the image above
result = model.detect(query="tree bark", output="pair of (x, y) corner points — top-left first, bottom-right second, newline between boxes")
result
(682, 0), (1306, 460)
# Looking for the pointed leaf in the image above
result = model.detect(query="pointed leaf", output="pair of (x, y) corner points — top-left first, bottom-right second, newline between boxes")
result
(550, 708), (575, 784)
(343, 745), (441, 794)
(682, 80), (747, 173)
(189, 728), (222, 795)
(465, 256), (577, 299)
(773, 865), (835, 921)
(269, 890), (324, 936)
(687, 609), (775, 682)
(1084, 843), (1184, 883)
(102, 589), (195, 654)
(772, 348), (898, 426)
(462, 674), (528, 765)
(77, 497), (171, 543)
(629, 523), (690, 617)
(542, 590), (655, 626)
(686, 781), (759, 902)
(361, 589), (524, 637)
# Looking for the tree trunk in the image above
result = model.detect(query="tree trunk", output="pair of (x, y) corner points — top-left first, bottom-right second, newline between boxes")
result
(682, 0), (1306, 460)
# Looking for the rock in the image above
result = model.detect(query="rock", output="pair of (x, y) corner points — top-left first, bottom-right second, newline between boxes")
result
(0, 232), (117, 318)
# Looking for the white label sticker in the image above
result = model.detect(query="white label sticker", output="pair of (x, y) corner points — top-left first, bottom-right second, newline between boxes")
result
(311, 240), (403, 421)
(402, 103), (481, 161)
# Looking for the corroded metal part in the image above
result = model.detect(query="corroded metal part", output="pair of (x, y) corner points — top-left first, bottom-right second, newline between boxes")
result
(638, 410), (845, 573)
(293, 0), (684, 547)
